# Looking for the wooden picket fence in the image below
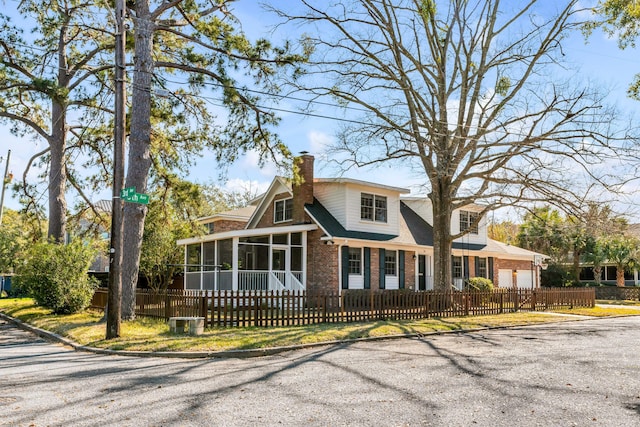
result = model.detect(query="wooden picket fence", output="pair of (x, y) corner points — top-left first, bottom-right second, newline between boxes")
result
(90, 287), (595, 328)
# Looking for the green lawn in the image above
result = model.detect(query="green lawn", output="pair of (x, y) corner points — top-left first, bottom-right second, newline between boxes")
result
(1, 298), (639, 353)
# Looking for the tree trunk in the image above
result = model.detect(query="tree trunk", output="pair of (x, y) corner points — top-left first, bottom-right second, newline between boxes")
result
(572, 248), (581, 284)
(593, 266), (601, 286)
(121, 1), (154, 320)
(48, 32), (70, 243)
(48, 100), (67, 243)
(616, 267), (625, 287)
(431, 179), (453, 292)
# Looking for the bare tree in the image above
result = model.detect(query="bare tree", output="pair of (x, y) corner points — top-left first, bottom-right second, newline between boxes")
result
(272, 0), (639, 290)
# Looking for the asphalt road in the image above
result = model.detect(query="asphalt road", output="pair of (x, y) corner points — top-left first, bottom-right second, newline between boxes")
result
(1, 316), (640, 427)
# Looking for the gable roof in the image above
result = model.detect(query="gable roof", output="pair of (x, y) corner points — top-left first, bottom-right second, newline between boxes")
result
(198, 205), (256, 223)
(399, 201), (433, 246)
(246, 176), (292, 229)
(483, 239), (546, 259)
(305, 198), (491, 251)
(315, 177), (410, 194)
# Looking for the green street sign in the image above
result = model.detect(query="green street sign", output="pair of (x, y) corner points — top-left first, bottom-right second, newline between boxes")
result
(120, 187), (149, 205)
(120, 187), (135, 198)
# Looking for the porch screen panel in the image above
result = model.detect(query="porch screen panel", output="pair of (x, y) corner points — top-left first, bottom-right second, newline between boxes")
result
(217, 239), (233, 291)
(186, 244), (201, 272)
(364, 247), (371, 289)
(203, 241), (216, 290)
(379, 248), (386, 289)
(398, 250), (405, 289)
(291, 246), (303, 272)
(341, 246), (349, 290)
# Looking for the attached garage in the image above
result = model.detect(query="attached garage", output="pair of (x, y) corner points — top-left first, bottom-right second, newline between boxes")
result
(498, 269), (535, 288)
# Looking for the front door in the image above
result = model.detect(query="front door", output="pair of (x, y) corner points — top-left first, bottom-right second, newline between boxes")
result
(418, 255), (426, 291)
(272, 246), (289, 288)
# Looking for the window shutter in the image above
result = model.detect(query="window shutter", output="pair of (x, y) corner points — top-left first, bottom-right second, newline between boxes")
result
(399, 250), (405, 289)
(464, 256), (470, 279)
(379, 248), (386, 289)
(488, 257), (494, 282)
(364, 247), (371, 289)
(341, 246), (350, 290)
(474, 257), (480, 278)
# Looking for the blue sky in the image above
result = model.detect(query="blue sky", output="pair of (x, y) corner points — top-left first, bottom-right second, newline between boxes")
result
(2, 1), (640, 222)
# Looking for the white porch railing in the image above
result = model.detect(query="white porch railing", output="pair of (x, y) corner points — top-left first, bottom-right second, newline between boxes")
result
(238, 271), (270, 291)
(288, 272), (304, 292)
(269, 272), (286, 291)
(186, 270), (306, 291)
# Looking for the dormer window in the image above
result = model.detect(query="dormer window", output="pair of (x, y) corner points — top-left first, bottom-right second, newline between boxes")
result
(204, 222), (215, 234)
(274, 198), (293, 223)
(361, 193), (387, 223)
(460, 210), (479, 234)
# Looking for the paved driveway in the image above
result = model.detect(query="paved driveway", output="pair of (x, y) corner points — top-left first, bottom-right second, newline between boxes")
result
(1, 316), (640, 427)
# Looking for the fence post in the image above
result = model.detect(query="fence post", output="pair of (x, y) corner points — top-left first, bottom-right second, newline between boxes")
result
(165, 292), (171, 319)
(531, 290), (537, 312)
(370, 290), (374, 318)
(200, 292), (207, 325)
(464, 293), (470, 316)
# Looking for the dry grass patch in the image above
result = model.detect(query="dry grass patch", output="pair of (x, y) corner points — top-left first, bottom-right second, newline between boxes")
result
(2, 298), (577, 353)
(553, 305), (640, 317)
(596, 299), (640, 306)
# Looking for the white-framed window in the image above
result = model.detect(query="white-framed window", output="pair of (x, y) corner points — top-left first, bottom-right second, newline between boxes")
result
(452, 256), (463, 278)
(477, 257), (487, 278)
(459, 210), (479, 234)
(274, 198), (293, 223)
(348, 248), (362, 275)
(361, 193), (387, 223)
(385, 250), (397, 276)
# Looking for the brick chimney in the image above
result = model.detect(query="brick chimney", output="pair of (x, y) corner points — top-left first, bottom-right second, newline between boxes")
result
(292, 152), (314, 224)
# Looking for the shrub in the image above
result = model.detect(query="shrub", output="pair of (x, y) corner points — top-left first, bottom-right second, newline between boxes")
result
(14, 240), (98, 314)
(541, 263), (573, 287)
(465, 277), (494, 292)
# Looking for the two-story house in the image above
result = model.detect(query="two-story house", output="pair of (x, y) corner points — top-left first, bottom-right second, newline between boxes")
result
(177, 154), (544, 293)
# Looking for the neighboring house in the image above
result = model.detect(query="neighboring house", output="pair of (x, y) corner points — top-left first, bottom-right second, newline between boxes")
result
(177, 154), (544, 293)
(578, 223), (640, 286)
(66, 199), (111, 273)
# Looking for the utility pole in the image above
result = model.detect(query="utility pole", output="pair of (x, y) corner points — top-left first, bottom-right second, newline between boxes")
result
(0, 149), (10, 226)
(107, 0), (126, 339)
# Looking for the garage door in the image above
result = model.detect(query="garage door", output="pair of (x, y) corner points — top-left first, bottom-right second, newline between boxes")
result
(498, 269), (512, 288)
(516, 270), (534, 288)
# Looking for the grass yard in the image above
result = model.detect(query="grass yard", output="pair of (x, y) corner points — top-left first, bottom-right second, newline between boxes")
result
(1, 297), (639, 353)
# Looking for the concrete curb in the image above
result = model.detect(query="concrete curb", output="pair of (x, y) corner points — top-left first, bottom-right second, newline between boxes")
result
(0, 310), (610, 360)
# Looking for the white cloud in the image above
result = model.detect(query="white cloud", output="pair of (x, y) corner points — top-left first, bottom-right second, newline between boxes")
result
(241, 150), (278, 178)
(223, 178), (270, 195)
(308, 130), (333, 155)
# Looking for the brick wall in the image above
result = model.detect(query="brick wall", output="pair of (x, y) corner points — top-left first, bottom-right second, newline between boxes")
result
(306, 229), (339, 294)
(493, 259), (534, 287)
(212, 219), (247, 233)
(371, 249), (380, 290)
(293, 154), (314, 224)
(255, 192), (292, 229)
(405, 251), (416, 290)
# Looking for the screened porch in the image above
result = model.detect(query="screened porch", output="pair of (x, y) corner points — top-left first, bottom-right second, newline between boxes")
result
(183, 230), (309, 292)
